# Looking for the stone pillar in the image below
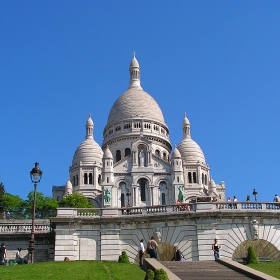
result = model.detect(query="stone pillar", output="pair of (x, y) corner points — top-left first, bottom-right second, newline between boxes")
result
(54, 229), (79, 261)
(100, 229), (121, 261)
(196, 223), (217, 261)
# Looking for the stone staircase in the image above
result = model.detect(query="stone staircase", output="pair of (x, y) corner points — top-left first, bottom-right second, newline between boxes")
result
(160, 261), (253, 280)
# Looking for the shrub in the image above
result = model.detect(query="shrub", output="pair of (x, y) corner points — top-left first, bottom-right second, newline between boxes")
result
(144, 269), (154, 280)
(247, 246), (259, 264)
(154, 268), (169, 280)
(118, 251), (130, 264)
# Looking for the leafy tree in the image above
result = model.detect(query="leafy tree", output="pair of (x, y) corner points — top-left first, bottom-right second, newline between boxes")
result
(118, 251), (130, 264)
(59, 193), (93, 208)
(247, 246), (259, 264)
(144, 269), (154, 280)
(154, 269), (169, 280)
(25, 191), (59, 218)
(0, 182), (5, 211)
(2, 193), (25, 218)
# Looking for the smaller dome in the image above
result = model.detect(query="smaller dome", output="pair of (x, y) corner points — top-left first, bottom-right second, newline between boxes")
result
(130, 56), (139, 68)
(103, 146), (113, 159)
(171, 146), (181, 158)
(72, 139), (103, 165)
(177, 138), (206, 165)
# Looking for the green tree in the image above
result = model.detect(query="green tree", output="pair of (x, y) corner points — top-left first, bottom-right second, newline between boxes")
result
(59, 193), (93, 208)
(0, 182), (5, 211)
(144, 269), (154, 280)
(25, 191), (59, 218)
(2, 193), (25, 218)
(154, 269), (169, 280)
(247, 246), (259, 264)
(118, 251), (130, 264)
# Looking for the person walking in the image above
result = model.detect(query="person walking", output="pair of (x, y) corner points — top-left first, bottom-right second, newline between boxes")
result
(0, 243), (7, 265)
(147, 236), (158, 260)
(138, 239), (145, 268)
(172, 246), (182, 261)
(212, 239), (220, 260)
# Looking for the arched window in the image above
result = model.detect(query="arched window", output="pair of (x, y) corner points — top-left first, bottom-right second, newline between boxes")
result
(159, 181), (166, 189)
(205, 175), (207, 185)
(73, 176), (75, 186)
(163, 152), (167, 160)
(84, 173), (88, 184)
(139, 179), (147, 201)
(89, 173), (93, 184)
(155, 149), (160, 157)
(125, 148), (131, 157)
(188, 172), (192, 183)
(106, 177), (109, 183)
(193, 172), (197, 183)
(76, 175), (78, 186)
(202, 173), (204, 185)
(116, 150), (121, 162)
(121, 193), (125, 206)
(162, 193), (166, 205)
(98, 174), (101, 185)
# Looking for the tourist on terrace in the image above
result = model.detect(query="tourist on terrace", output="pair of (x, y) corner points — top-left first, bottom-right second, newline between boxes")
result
(274, 194), (280, 202)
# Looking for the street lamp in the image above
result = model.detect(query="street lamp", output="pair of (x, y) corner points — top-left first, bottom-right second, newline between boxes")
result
(252, 189), (258, 201)
(28, 162), (42, 264)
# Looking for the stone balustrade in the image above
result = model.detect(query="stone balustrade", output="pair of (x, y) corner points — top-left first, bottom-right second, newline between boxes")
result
(0, 221), (51, 234)
(56, 201), (280, 218)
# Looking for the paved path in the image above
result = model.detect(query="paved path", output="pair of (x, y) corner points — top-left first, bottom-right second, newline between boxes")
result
(160, 261), (253, 279)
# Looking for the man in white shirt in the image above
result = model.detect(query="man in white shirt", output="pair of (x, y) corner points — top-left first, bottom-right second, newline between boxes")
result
(138, 239), (145, 268)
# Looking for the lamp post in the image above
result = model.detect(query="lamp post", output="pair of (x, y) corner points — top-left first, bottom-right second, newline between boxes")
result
(252, 189), (258, 202)
(28, 162), (42, 264)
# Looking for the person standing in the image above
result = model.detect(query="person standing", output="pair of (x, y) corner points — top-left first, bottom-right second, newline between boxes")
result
(0, 243), (7, 265)
(212, 239), (220, 260)
(147, 236), (158, 260)
(172, 246), (182, 261)
(138, 239), (145, 268)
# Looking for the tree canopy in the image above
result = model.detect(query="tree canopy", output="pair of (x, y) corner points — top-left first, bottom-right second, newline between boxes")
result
(59, 193), (93, 208)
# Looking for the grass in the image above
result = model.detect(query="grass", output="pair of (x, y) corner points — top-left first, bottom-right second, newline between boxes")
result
(247, 262), (280, 279)
(0, 261), (146, 280)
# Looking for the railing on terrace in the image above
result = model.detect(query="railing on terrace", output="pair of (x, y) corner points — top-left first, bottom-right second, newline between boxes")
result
(57, 201), (280, 218)
(0, 223), (52, 234)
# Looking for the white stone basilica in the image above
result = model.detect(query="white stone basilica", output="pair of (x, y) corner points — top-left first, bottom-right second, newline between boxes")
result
(53, 54), (225, 208)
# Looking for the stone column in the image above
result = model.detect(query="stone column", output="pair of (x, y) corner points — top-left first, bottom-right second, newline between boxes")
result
(196, 223), (217, 261)
(100, 229), (121, 261)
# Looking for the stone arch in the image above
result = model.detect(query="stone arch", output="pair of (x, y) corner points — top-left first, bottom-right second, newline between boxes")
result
(232, 239), (280, 261)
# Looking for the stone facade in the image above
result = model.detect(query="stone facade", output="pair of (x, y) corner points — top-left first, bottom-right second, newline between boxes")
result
(51, 203), (280, 263)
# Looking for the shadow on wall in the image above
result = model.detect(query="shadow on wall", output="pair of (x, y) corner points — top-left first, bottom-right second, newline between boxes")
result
(233, 239), (280, 261)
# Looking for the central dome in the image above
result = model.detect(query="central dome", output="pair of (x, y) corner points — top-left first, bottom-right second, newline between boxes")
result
(107, 87), (165, 126)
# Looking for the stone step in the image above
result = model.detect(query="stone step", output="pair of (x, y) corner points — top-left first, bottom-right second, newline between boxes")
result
(160, 261), (253, 279)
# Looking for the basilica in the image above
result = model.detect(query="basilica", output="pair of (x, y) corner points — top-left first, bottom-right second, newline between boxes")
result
(52, 54), (225, 208)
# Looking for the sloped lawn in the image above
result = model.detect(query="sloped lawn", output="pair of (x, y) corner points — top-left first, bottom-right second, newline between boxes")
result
(0, 261), (145, 280)
(247, 262), (280, 279)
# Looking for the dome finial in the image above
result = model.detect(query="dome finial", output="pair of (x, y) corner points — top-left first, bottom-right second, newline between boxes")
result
(129, 52), (142, 89)
(182, 113), (190, 139)
(86, 114), (94, 139)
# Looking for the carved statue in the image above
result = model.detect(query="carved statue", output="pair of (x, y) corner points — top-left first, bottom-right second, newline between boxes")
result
(178, 186), (185, 202)
(104, 188), (111, 203)
(250, 218), (259, 239)
(139, 150), (145, 167)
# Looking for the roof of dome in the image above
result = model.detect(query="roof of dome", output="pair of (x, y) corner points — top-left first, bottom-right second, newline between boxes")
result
(171, 146), (181, 158)
(107, 87), (165, 126)
(103, 146), (113, 158)
(86, 114), (93, 126)
(177, 138), (206, 164)
(182, 113), (190, 127)
(72, 138), (103, 165)
(65, 178), (73, 191)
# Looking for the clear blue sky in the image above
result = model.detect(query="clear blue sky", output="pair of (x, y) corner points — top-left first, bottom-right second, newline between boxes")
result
(1, 1), (280, 202)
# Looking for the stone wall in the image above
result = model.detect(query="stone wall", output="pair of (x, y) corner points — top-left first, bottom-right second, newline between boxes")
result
(51, 206), (280, 263)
